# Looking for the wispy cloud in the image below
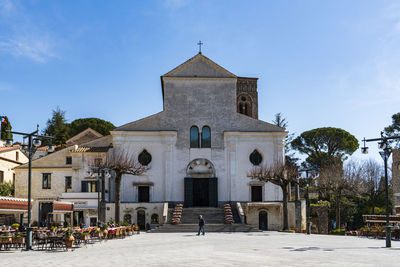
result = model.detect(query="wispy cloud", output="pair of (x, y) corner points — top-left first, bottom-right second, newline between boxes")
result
(0, 0), (57, 63)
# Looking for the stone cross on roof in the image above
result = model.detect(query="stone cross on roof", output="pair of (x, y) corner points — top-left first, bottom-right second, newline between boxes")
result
(197, 40), (203, 54)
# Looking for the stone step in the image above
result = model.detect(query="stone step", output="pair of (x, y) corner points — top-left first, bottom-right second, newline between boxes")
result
(181, 208), (225, 224)
(151, 223), (261, 233)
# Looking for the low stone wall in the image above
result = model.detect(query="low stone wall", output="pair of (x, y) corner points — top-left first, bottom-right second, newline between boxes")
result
(243, 201), (305, 231)
(105, 202), (168, 226)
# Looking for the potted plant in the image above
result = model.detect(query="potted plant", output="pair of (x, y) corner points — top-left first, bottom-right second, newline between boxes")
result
(0, 235), (12, 244)
(12, 234), (25, 245)
(94, 228), (103, 238)
(80, 231), (91, 241)
(64, 228), (75, 248)
(11, 223), (20, 230)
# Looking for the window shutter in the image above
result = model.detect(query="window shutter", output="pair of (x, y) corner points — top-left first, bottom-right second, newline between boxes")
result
(184, 178), (193, 207)
(81, 181), (88, 192)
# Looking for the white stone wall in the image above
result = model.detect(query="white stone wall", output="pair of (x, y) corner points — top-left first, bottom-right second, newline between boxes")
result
(0, 148), (28, 184)
(105, 202), (167, 225)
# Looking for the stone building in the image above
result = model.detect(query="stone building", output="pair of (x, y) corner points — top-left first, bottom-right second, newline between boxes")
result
(0, 144), (28, 184)
(14, 133), (111, 227)
(109, 52), (305, 231)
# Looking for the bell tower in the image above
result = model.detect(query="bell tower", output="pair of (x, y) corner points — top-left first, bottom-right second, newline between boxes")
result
(236, 77), (258, 119)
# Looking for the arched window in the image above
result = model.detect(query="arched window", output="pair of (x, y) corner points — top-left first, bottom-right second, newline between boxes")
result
(237, 94), (252, 117)
(201, 126), (211, 148)
(138, 149), (152, 166)
(190, 126), (200, 148)
(249, 150), (262, 166)
(151, 214), (159, 224)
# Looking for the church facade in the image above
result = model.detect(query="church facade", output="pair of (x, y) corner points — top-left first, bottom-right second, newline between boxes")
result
(109, 53), (301, 230)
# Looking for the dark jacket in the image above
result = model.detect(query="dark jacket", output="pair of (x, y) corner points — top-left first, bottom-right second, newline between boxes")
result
(199, 218), (205, 226)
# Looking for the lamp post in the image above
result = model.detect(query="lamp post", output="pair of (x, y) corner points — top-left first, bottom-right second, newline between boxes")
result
(5, 125), (53, 250)
(89, 166), (109, 225)
(361, 131), (400, 248)
(298, 168), (318, 235)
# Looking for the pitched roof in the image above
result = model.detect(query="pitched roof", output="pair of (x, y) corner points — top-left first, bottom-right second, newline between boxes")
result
(69, 146), (111, 153)
(162, 53), (237, 78)
(0, 145), (20, 154)
(66, 128), (103, 146)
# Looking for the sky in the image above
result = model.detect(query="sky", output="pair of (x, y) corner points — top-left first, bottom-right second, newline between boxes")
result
(1, 0), (399, 164)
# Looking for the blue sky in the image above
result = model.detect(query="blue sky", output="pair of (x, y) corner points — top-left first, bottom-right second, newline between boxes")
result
(1, 0), (399, 163)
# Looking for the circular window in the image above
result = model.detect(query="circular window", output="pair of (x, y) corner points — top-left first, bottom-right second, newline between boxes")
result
(241, 96), (247, 101)
(249, 150), (262, 166)
(138, 149), (152, 166)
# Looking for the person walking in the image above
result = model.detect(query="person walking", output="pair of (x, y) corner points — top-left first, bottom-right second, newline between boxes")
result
(197, 215), (205, 236)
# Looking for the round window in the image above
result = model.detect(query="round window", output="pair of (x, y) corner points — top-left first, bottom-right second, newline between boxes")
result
(249, 150), (262, 166)
(138, 149), (152, 166)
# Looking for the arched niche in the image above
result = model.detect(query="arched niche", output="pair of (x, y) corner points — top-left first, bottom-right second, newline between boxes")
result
(186, 158), (216, 178)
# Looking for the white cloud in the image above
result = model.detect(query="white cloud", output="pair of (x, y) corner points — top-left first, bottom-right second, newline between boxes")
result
(0, 0), (57, 63)
(0, 36), (55, 63)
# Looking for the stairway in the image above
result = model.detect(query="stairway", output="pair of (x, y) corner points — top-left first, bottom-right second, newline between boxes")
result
(181, 208), (225, 224)
(152, 206), (260, 233)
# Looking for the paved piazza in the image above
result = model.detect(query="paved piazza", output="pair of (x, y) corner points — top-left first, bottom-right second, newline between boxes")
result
(1, 232), (400, 266)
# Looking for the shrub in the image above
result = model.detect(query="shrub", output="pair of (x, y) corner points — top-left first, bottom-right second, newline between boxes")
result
(329, 229), (346, 235)
(278, 229), (296, 233)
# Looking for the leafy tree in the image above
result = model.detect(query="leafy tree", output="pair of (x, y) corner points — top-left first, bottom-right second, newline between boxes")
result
(43, 107), (70, 145)
(0, 116), (12, 140)
(69, 118), (115, 137)
(291, 127), (359, 170)
(248, 160), (298, 230)
(95, 149), (148, 223)
(0, 182), (14, 196)
(384, 112), (400, 148)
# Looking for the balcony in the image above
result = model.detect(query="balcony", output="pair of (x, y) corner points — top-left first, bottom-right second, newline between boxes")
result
(60, 192), (98, 210)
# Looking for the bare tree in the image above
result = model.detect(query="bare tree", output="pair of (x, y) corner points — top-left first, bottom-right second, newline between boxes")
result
(360, 159), (383, 214)
(248, 161), (298, 230)
(95, 148), (148, 223)
(317, 160), (362, 229)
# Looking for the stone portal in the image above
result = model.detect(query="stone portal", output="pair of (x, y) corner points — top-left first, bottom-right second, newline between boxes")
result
(184, 159), (218, 207)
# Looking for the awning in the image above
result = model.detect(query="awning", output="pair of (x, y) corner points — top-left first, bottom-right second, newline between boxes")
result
(0, 196), (31, 213)
(53, 201), (74, 213)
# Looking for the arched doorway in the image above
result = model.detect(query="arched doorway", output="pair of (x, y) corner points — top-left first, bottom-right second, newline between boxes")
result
(184, 159), (218, 207)
(137, 210), (146, 230)
(259, 211), (268, 231)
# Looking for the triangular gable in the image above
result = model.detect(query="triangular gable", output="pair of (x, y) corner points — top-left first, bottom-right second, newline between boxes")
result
(163, 53), (236, 78)
(66, 128), (103, 146)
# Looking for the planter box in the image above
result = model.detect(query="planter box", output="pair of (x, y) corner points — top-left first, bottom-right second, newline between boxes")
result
(80, 234), (91, 240)
(0, 237), (12, 243)
(12, 237), (25, 244)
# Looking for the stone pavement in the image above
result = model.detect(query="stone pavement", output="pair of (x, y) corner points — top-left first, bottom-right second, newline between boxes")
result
(1, 232), (399, 266)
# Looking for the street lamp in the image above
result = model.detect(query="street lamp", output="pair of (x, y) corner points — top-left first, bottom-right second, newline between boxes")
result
(361, 131), (400, 248)
(89, 166), (110, 226)
(298, 168), (318, 235)
(6, 125), (53, 250)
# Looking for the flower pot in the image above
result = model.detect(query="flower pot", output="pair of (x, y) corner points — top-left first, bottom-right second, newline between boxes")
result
(65, 240), (74, 248)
